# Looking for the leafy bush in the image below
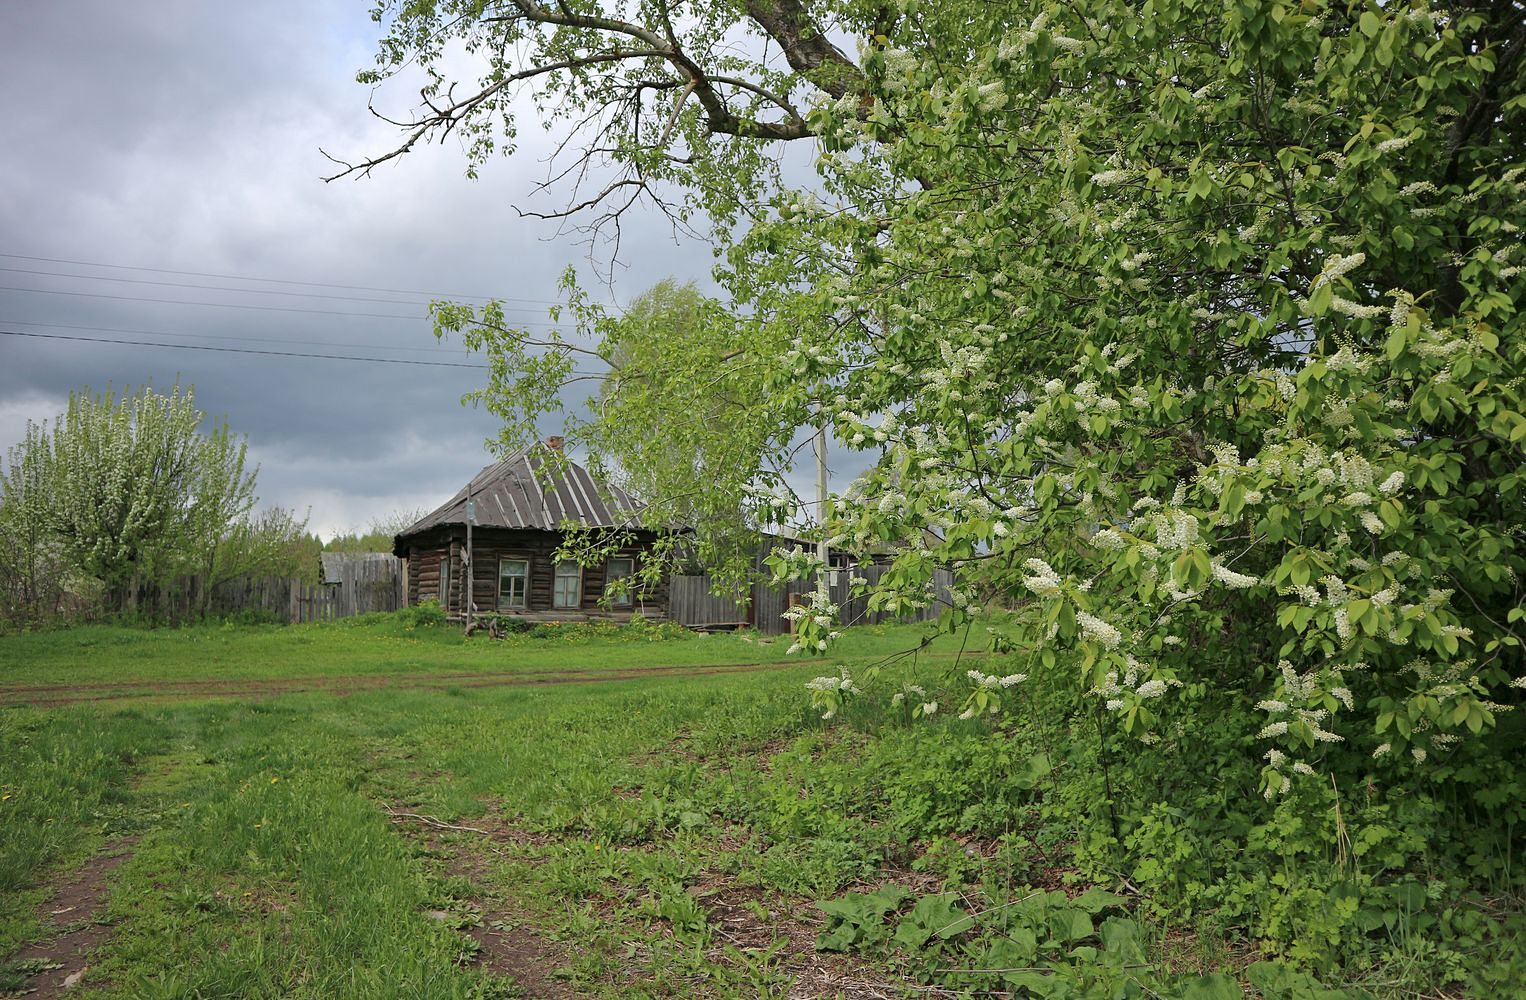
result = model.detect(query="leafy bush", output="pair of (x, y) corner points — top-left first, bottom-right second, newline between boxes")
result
(395, 600), (447, 629)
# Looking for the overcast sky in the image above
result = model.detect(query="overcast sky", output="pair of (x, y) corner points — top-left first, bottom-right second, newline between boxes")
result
(0, 1), (852, 539)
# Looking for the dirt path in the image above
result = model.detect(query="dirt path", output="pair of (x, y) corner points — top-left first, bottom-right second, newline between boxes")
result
(385, 806), (899, 999)
(6, 841), (135, 998)
(387, 808), (579, 999)
(0, 659), (801, 707)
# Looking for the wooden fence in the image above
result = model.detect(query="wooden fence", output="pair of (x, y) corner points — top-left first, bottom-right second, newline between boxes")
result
(670, 563), (954, 635)
(318, 553), (407, 618)
(122, 554), (405, 624)
(113, 553), (942, 633)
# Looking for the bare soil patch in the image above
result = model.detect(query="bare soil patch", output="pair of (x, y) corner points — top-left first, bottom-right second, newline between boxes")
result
(6, 840), (135, 999)
(688, 872), (899, 999)
(386, 807), (576, 998)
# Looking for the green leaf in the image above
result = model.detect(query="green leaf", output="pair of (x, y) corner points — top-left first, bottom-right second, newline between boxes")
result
(1178, 973), (1244, 1000)
(1098, 916), (1145, 962)
(894, 892), (972, 949)
(1072, 887), (1126, 914)
(1058, 907), (1093, 942)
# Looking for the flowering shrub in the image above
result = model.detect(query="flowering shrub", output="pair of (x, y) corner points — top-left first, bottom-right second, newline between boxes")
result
(0, 384), (262, 621)
(741, 2), (1526, 811)
(361, 0), (1525, 982)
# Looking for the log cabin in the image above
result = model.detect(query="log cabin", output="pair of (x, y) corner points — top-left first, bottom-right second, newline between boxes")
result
(392, 438), (669, 621)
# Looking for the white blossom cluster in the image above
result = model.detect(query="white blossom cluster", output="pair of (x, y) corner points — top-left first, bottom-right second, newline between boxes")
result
(805, 668), (862, 720)
(805, 671), (860, 695)
(1091, 657), (1182, 714)
(1022, 558), (1064, 595)
(1075, 610), (1123, 650)
(967, 669), (1027, 689)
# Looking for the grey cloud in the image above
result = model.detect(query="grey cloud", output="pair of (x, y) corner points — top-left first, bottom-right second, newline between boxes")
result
(1, 0), (724, 539)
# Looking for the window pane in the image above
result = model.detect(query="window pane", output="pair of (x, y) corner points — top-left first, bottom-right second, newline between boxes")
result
(606, 557), (634, 607)
(498, 559), (528, 611)
(553, 560), (581, 609)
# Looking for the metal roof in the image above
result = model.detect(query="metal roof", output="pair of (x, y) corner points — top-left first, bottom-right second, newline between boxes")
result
(396, 446), (644, 541)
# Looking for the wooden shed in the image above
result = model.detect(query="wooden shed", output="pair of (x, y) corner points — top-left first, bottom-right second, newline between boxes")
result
(392, 440), (669, 622)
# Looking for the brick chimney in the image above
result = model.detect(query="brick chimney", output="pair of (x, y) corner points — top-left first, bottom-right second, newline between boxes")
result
(545, 435), (564, 451)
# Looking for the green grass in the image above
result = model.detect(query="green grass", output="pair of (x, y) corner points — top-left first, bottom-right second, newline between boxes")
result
(1, 615), (1519, 997)
(0, 710), (172, 957)
(0, 617), (990, 998)
(0, 616), (939, 688)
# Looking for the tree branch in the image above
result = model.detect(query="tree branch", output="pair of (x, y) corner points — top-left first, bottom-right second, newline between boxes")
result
(321, 48), (668, 181)
(742, 0), (866, 100)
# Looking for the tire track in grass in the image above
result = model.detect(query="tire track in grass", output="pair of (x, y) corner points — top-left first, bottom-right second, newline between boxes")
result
(3, 840), (137, 997)
(386, 808), (578, 999)
(383, 805), (903, 998)
(0, 661), (775, 697)
(0, 659), (804, 708)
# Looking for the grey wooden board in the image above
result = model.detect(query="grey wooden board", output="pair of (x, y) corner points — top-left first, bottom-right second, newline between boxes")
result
(670, 564), (955, 635)
(118, 556), (405, 624)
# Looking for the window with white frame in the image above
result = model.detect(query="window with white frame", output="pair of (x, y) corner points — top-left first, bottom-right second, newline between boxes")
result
(605, 557), (634, 607)
(498, 558), (528, 610)
(552, 560), (582, 609)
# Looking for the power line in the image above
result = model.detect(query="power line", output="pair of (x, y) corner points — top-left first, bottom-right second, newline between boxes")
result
(0, 266), (433, 306)
(0, 329), (491, 369)
(0, 251), (565, 306)
(0, 284), (428, 320)
(1, 319), (479, 355)
(0, 284), (579, 329)
(0, 265), (561, 317)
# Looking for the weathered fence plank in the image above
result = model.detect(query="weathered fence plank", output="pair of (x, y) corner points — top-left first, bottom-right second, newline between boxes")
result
(121, 554), (406, 624)
(669, 576), (750, 629)
(670, 564), (955, 635)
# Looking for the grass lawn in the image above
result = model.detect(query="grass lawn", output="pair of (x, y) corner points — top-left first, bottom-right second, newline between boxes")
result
(1, 616), (1004, 999)
(0, 613), (853, 687)
(1, 615), (1517, 998)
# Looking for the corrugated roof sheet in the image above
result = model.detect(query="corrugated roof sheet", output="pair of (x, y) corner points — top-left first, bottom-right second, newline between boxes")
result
(397, 446), (643, 539)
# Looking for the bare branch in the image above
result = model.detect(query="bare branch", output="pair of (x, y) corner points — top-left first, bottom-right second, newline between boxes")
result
(658, 79), (698, 149)
(515, 178), (649, 221)
(330, 0), (836, 184)
(323, 47), (668, 181)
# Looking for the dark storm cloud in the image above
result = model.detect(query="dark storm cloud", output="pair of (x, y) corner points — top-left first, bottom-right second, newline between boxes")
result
(0, 0), (726, 537)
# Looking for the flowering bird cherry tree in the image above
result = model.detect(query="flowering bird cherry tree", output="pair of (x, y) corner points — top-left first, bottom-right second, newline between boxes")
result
(345, 0), (1524, 796)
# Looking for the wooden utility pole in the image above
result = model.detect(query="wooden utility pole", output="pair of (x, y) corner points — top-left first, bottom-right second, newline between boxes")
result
(815, 419), (830, 604)
(464, 472), (476, 633)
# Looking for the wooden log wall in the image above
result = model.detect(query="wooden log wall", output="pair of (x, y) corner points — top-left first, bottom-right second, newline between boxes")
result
(402, 527), (670, 618)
